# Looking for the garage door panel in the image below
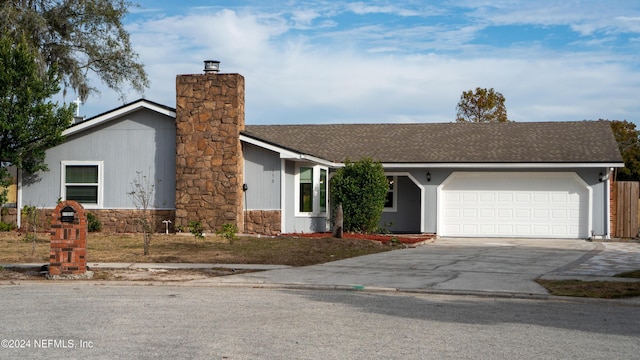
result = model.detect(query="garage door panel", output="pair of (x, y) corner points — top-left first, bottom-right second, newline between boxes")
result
(497, 224), (514, 234)
(497, 209), (513, 219)
(533, 193), (549, 202)
(533, 225), (551, 235)
(462, 224), (478, 233)
(497, 193), (513, 202)
(440, 172), (589, 238)
(479, 208), (495, 218)
(515, 225), (531, 235)
(463, 193), (478, 202)
(462, 209), (477, 218)
(533, 209), (549, 218)
(552, 209), (567, 218)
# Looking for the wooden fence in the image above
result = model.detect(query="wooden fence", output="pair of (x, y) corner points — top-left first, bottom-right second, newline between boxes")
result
(612, 181), (639, 238)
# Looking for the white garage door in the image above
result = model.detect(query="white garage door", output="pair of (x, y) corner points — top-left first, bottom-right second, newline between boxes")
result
(439, 172), (590, 238)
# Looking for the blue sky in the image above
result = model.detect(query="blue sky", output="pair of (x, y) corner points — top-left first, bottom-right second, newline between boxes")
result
(76, 0), (640, 126)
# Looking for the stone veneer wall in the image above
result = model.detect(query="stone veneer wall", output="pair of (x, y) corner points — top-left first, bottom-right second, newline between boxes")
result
(1, 207), (17, 226)
(88, 210), (175, 233)
(175, 73), (245, 233)
(244, 210), (281, 235)
(24, 209), (175, 233)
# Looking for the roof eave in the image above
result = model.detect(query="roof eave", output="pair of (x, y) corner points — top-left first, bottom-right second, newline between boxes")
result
(381, 162), (626, 169)
(63, 100), (176, 137)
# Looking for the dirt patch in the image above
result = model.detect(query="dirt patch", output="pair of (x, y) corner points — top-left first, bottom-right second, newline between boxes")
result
(0, 231), (409, 266)
(286, 232), (435, 245)
(0, 266), (255, 282)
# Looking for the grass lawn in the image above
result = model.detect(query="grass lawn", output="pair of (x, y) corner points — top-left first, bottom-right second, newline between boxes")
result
(0, 231), (403, 266)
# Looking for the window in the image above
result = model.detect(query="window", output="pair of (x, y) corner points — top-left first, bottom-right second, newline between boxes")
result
(319, 169), (327, 213)
(296, 164), (328, 215)
(299, 167), (313, 212)
(61, 161), (103, 208)
(384, 176), (397, 211)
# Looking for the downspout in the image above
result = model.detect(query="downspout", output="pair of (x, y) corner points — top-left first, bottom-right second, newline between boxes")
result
(605, 168), (611, 239)
(280, 159), (286, 234)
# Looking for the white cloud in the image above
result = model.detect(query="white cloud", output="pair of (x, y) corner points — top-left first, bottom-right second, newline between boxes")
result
(74, 2), (640, 127)
(347, 2), (421, 17)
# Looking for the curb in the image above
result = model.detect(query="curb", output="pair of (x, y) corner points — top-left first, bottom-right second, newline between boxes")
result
(2, 278), (638, 305)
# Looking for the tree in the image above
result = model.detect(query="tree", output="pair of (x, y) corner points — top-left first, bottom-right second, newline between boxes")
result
(456, 87), (509, 123)
(0, 35), (75, 183)
(128, 170), (155, 255)
(607, 120), (640, 181)
(330, 158), (389, 233)
(0, 0), (148, 101)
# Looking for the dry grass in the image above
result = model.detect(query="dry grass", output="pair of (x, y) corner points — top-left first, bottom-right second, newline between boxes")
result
(536, 279), (640, 299)
(0, 231), (401, 266)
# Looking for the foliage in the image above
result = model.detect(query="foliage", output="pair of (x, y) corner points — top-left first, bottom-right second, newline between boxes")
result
(21, 204), (42, 255)
(0, 35), (75, 189)
(607, 120), (640, 181)
(456, 87), (509, 123)
(127, 170), (155, 255)
(0, 167), (11, 207)
(0, 222), (12, 232)
(87, 212), (102, 232)
(188, 220), (204, 240)
(330, 158), (389, 233)
(216, 223), (239, 244)
(0, 0), (148, 101)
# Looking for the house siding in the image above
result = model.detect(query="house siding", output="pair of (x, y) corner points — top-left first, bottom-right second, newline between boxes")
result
(380, 175), (421, 233)
(243, 143), (281, 210)
(21, 109), (176, 210)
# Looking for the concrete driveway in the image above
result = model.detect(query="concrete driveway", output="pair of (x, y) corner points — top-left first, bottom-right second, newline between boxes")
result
(195, 238), (640, 296)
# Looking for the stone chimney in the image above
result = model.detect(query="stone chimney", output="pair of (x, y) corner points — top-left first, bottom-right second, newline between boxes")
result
(175, 65), (245, 233)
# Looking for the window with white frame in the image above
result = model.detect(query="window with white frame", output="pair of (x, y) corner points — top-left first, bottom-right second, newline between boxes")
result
(296, 164), (328, 215)
(61, 161), (103, 208)
(383, 175), (397, 212)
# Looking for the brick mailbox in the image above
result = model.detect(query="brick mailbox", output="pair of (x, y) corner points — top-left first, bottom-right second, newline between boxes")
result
(49, 200), (88, 277)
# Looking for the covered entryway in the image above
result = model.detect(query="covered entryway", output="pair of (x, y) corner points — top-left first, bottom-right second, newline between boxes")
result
(438, 172), (591, 238)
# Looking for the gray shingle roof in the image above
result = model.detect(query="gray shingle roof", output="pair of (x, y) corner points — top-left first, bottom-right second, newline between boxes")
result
(242, 121), (623, 164)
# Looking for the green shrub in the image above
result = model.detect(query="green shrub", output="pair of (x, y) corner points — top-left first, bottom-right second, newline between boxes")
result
(188, 220), (204, 239)
(216, 223), (239, 244)
(0, 221), (12, 231)
(330, 157), (388, 233)
(87, 212), (102, 232)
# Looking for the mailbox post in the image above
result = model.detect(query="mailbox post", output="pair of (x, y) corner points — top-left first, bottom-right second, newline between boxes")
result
(49, 200), (90, 278)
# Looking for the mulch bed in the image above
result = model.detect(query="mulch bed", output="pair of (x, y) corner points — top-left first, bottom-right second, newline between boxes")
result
(282, 232), (435, 245)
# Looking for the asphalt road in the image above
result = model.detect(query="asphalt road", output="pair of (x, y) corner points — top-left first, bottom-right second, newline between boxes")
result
(1, 284), (638, 359)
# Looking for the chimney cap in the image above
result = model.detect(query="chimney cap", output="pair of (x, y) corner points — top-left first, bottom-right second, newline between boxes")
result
(204, 60), (220, 73)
